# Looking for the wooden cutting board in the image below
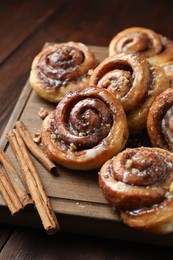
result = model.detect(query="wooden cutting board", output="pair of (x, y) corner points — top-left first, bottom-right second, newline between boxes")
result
(0, 45), (173, 247)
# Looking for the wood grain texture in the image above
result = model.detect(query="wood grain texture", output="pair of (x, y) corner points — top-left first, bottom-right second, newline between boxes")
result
(0, 0), (66, 64)
(1, 226), (172, 259)
(0, 224), (14, 251)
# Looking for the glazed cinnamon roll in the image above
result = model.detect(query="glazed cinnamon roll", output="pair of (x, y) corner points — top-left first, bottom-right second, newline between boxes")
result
(89, 53), (169, 133)
(109, 27), (173, 66)
(41, 86), (129, 170)
(29, 42), (98, 103)
(99, 147), (173, 234)
(147, 87), (173, 151)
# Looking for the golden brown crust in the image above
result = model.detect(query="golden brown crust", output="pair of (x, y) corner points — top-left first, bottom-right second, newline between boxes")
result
(121, 199), (173, 234)
(148, 34), (173, 65)
(41, 86), (129, 170)
(109, 27), (173, 66)
(89, 53), (170, 133)
(109, 27), (161, 57)
(161, 61), (173, 87)
(147, 87), (173, 151)
(99, 147), (173, 234)
(29, 42), (98, 103)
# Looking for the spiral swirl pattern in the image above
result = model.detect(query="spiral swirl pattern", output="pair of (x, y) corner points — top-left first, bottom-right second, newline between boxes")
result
(41, 86), (129, 170)
(147, 88), (173, 152)
(30, 42), (97, 102)
(99, 147), (173, 234)
(109, 27), (173, 66)
(90, 53), (169, 133)
(161, 61), (173, 87)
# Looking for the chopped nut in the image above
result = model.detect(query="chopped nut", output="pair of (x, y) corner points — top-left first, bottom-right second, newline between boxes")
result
(110, 82), (117, 88)
(33, 133), (41, 144)
(131, 168), (139, 174)
(70, 143), (77, 151)
(102, 79), (110, 87)
(115, 94), (121, 99)
(87, 69), (94, 76)
(79, 132), (86, 136)
(70, 49), (75, 56)
(62, 46), (69, 52)
(38, 107), (49, 119)
(167, 162), (173, 168)
(54, 129), (59, 134)
(50, 133), (57, 139)
(125, 159), (133, 169)
(122, 77), (130, 85)
(165, 191), (173, 199)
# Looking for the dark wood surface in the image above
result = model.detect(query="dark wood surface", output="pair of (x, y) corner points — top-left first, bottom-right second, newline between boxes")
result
(1, 0), (173, 258)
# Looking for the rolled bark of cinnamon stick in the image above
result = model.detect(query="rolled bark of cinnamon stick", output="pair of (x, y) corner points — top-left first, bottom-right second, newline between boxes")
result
(15, 121), (57, 174)
(7, 129), (60, 235)
(0, 168), (23, 215)
(0, 148), (32, 208)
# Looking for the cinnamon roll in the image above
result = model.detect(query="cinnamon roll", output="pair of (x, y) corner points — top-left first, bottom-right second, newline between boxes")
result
(41, 86), (129, 170)
(89, 53), (169, 133)
(109, 27), (173, 66)
(29, 42), (98, 103)
(147, 87), (173, 151)
(99, 147), (173, 234)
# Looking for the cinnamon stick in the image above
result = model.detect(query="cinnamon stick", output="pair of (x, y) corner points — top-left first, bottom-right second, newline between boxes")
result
(7, 129), (60, 235)
(0, 148), (32, 208)
(0, 168), (23, 215)
(15, 121), (57, 174)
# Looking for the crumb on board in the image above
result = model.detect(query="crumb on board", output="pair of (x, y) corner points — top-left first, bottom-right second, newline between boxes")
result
(33, 132), (41, 143)
(38, 107), (49, 119)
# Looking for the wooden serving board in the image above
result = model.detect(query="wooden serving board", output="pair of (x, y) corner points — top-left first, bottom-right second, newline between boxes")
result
(0, 45), (173, 247)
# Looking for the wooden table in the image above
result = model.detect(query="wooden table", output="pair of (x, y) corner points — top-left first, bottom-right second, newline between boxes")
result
(1, 0), (173, 258)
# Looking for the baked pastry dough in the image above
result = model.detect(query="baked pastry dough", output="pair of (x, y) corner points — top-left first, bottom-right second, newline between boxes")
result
(89, 53), (169, 133)
(41, 86), (129, 170)
(29, 42), (97, 103)
(109, 27), (173, 66)
(161, 61), (173, 87)
(99, 147), (173, 234)
(147, 87), (173, 151)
